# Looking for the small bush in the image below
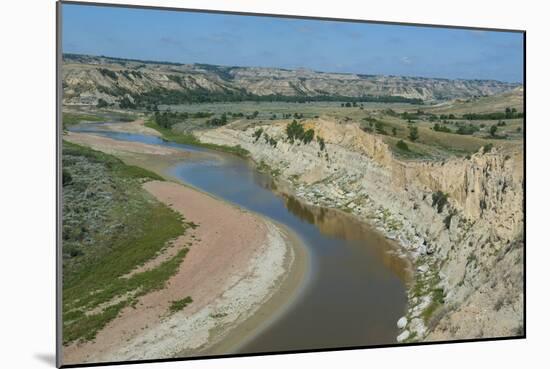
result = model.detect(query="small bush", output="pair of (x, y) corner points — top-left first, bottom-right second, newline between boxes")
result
(96, 98), (109, 108)
(253, 128), (263, 142)
(482, 143), (494, 154)
(432, 191), (448, 213)
(169, 296), (193, 313)
(317, 136), (326, 151)
(408, 126), (419, 142)
(396, 140), (409, 151)
(62, 169), (73, 186)
(443, 210), (456, 229)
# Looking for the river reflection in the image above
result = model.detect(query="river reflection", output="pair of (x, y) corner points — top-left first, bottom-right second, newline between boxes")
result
(69, 124), (411, 353)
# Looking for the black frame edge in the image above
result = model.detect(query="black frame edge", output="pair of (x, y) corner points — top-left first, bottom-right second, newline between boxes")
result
(56, 1), (63, 368)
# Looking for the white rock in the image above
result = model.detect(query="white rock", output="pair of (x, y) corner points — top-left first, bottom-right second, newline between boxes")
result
(397, 330), (410, 342)
(417, 264), (429, 273)
(409, 318), (427, 337)
(397, 316), (408, 329)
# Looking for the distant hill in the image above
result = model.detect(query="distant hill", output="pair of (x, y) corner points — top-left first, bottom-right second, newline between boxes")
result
(62, 54), (522, 107)
(428, 86), (524, 114)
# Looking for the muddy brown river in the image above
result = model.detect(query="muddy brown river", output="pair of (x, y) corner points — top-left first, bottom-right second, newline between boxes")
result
(71, 125), (411, 354)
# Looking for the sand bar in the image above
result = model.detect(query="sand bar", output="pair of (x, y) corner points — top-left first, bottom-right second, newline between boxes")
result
(63, 131), (307, 364)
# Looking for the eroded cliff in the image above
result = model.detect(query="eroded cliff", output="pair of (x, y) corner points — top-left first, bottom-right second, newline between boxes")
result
(196, 117), (524, 341)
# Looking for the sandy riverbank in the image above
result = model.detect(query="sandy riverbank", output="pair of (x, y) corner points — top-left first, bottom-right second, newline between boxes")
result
(63, 132), (307, 364)
(103, 118), (162, 136)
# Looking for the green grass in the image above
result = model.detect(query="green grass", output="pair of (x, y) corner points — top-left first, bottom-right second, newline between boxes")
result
(422, 288), (445, 322)
(62, 112), (103, 128)
(169, 296), (193, 314)
(257, 160), (281, 177)
(145, 120), (250, 158)
(62, 142), (189, 344)
(63, 140), (163, 182)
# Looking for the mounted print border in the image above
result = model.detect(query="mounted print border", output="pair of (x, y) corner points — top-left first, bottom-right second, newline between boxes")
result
(56, 1), (526, 367)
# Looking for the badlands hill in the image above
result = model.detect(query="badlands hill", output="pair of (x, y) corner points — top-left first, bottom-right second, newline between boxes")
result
(62, 54), (521, 106)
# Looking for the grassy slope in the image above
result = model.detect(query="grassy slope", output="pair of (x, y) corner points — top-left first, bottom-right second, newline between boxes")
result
(148, 99), (521, 161)
(144, 120), (250, 158)
(62, 141), (190, 344)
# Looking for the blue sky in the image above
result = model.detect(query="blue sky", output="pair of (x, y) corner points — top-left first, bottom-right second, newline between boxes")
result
(62, 3), (524, 83)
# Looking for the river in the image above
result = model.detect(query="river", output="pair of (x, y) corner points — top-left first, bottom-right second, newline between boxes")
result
(70, 124), (410, 354)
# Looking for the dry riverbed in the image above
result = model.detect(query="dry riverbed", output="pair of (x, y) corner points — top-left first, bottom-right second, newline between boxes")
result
(63, 131), (305, 364)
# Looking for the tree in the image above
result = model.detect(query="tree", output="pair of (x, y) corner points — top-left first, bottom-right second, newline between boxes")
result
(396, 140), (409, 151)
(119, 96), (136, 109)
(286, 119), (304, 143)
(253, 128), (263, 142)
(408, 126), (419, 142)
(375, 121), (387, 135)
(490, 124), (498, 137)
(96, 98), (108, 108)
(303, 129), (315, 144)
(317, 136), (326, 151)
(392, 127), (397, 136)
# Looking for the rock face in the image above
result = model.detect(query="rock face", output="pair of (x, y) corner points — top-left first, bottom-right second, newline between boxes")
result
(196, 117), (524, 342)
(62, 54), (520, 105)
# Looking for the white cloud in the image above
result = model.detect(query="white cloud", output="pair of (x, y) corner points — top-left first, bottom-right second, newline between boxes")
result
(400, 56), (412, 65)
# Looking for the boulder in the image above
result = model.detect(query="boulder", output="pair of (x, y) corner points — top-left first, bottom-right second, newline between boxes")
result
(397, 330), (410, 342)
(417, 264), (429, 273)
(397, 316), (408, 329)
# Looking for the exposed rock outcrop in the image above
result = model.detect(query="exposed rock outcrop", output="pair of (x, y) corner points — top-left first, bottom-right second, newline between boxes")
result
(196, 117), (524, 341)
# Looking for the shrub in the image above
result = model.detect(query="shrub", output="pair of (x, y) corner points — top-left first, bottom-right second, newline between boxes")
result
(432, 191), (448, 213)
(317, 136), (326, 151)
(433, 123), (451, 133)
(375, 120), (387, 135)
(62, 169), (72, 186)
(286, 120), (314, 144)
(98, 68), (118, 80)
(96, 98), (109, 108)
(482, 143), (494, 154)
(303, 128), (315, 144)
(408, 126), (419, 142)
(456, 124), (480, 135)
(253, 128), (263, 142)
(119, 96), (136, 109)
(443, 210), (457, 229)
(169, 296), (193, 313)
(396, 140), (409, 151)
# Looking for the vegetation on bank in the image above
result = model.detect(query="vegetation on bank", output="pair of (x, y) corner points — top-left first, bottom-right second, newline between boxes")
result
(286, 119), (315, 144)
(144, 119), (249, 158)
(62, 112), (103, 129)
(62, 141), (191, 344)
(462, 107), (523, 120)
(168, 296), (193, 314)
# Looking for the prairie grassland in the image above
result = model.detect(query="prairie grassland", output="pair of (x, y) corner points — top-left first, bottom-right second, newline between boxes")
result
(145, 89), (523, 161)
(62, 141), (190, 344)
